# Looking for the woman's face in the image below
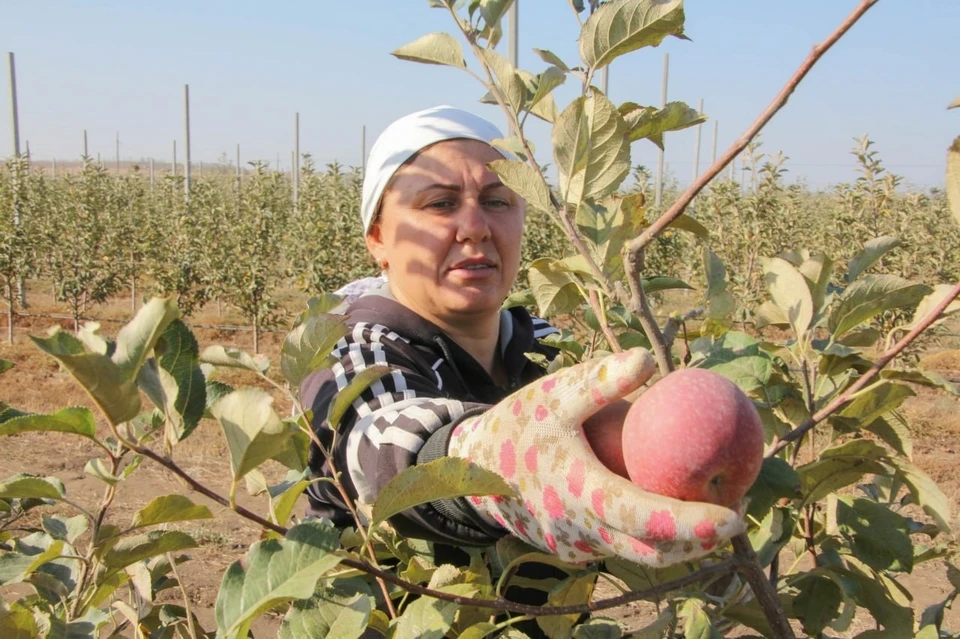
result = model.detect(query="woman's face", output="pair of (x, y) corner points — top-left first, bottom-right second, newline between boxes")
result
(366, 139), (526, 329)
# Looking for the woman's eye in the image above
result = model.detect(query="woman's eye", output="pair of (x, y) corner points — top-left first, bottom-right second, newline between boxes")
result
(426, 200), (455, 210)
(483, 198), (510, 208)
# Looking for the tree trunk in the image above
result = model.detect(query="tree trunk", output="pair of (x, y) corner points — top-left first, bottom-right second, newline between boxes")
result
(7, 284), (14, 344)
(217, 297), (222, 317)
(131, 276), (137, 315)
(253, 310), (260, 354)
(81, 291), (87, 315)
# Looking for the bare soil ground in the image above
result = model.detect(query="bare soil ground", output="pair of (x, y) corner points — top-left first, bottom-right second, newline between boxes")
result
(2, 287), (958, 637)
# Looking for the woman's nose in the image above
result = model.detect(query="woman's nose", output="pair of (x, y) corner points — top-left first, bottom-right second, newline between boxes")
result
(455, 197), (491, 243)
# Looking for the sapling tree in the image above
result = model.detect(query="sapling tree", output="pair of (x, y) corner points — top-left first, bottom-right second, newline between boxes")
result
(224, 162), (290, 352)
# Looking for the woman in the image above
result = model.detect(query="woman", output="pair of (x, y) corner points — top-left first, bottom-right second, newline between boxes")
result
(302, 106), (742, 630)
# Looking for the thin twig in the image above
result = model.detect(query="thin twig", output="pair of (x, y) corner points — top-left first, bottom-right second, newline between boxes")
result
(625, 0), (881, 257)
(625, 248), (674, 375)
(167, 552), (200, 639)
(128, 444), (287, 535)
(769, 279), (960, 457)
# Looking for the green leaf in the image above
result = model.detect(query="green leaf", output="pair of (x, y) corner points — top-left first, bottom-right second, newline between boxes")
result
(479, 0), (513, 28)
(745, 458), (801, 520)
(669, 214), (710, 239)
(31, 329), (141, 426)
(706, 356), (772, 393)
(41, 514), (88, 544)
(828, 275), (932, 339)
(102, 531), (197, 573)
(372, 457), (517, 527)
(0, 601), (39, 639)
(215, 519), (342, 639)
(0, 359), (13, 374)
(621, 101), (706, 148)
(841, 560), (914, 635)
(538, 573), (596, 638)
(881, 368), (960, 396)
(0, 540), (65, 586)
(703, 247), (727, 300)
(112, 297), (181, 381)
(528, 66), (566, 117)
(131, 495), (213, 529)
(266, 471), (314, 528)
(580, 0), (686, 69)
(278, 581), (372, 639)
(489, 159), (554, 216)
(528, 258), (586, 317)
(327, 366), (391, 430)
(679, 597), (722, 639)
(798, 252), (834, 313)
(139, 319), (205, 443)
(836, 497), (913, 572)
(947, 136), (960, 227)
(797, 440), (888, 505)
(793, 574), (842, 636)
(393, 593), (458, 639)
(763, 256), (814, 338)
(391, 32), (466, 69)
(887, 457), (952, 534)
(625, 608), (675, 638)
(754, 300), (790, 329)
(572, 617), (623, 638)
(908, 283), (960, 329)
(0, 474), (65, 500)
(839, 382), (914, 426)
(200, 345), (269, 373)
(280, 312), (349, 389)
(533, 48), (570, 72)
(0, 406), (97, 440)
(553, 92), (631, 208)
(863, 415), (913, 458)
(642, 276), (693, 294)
(479, 48), (525, 112)
(210, 388), (301, 482)
(84, 458), (120, 485)
(459, 622), (500, 639)
(846, 236), (901, 283)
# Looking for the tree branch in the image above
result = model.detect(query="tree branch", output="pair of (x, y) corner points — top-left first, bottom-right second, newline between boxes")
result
(625, 248), (674, 374)
(337, 553), (737, 616)
(769, 279), (960, 457)
(732, 535), (796, 639)
(625, 0), (880, 256)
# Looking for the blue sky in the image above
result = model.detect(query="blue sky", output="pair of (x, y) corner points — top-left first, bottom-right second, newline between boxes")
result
(3, 1), (959, 189)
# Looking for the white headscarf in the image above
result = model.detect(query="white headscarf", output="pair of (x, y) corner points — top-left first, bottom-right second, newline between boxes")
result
(360, 105), (508, 235)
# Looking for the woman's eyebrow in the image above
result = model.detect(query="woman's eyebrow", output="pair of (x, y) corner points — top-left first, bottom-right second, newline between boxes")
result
(417, 180), (505, 193)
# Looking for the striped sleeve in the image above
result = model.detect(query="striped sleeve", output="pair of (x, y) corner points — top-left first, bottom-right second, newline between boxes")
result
(301, 322), (500, 545)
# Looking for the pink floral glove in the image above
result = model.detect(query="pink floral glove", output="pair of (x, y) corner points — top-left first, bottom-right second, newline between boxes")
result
(448, 348), (745, 566)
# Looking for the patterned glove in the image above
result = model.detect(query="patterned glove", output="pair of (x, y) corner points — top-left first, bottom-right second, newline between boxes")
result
(448, 348), (746, 566)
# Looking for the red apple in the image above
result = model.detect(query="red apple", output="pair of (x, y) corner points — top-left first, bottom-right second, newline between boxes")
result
(582, 400), (632, 478)
(621, 368), (764, 507)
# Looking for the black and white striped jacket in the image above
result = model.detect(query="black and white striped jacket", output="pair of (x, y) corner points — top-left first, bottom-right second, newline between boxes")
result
(301, 288), (558, 546)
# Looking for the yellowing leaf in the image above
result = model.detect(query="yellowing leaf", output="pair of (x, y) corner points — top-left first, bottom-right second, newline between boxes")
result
(553, 92), (630, 209)
(579, 0), (686, 69)
(488, 159), (554, 216)
(391, 32), (466, 69)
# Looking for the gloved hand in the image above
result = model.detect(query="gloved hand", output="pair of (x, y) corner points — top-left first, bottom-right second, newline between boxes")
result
(448, 348), (746, 567)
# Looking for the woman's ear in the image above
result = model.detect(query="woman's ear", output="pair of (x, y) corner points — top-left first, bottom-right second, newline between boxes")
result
(365, 222), (388, 271)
